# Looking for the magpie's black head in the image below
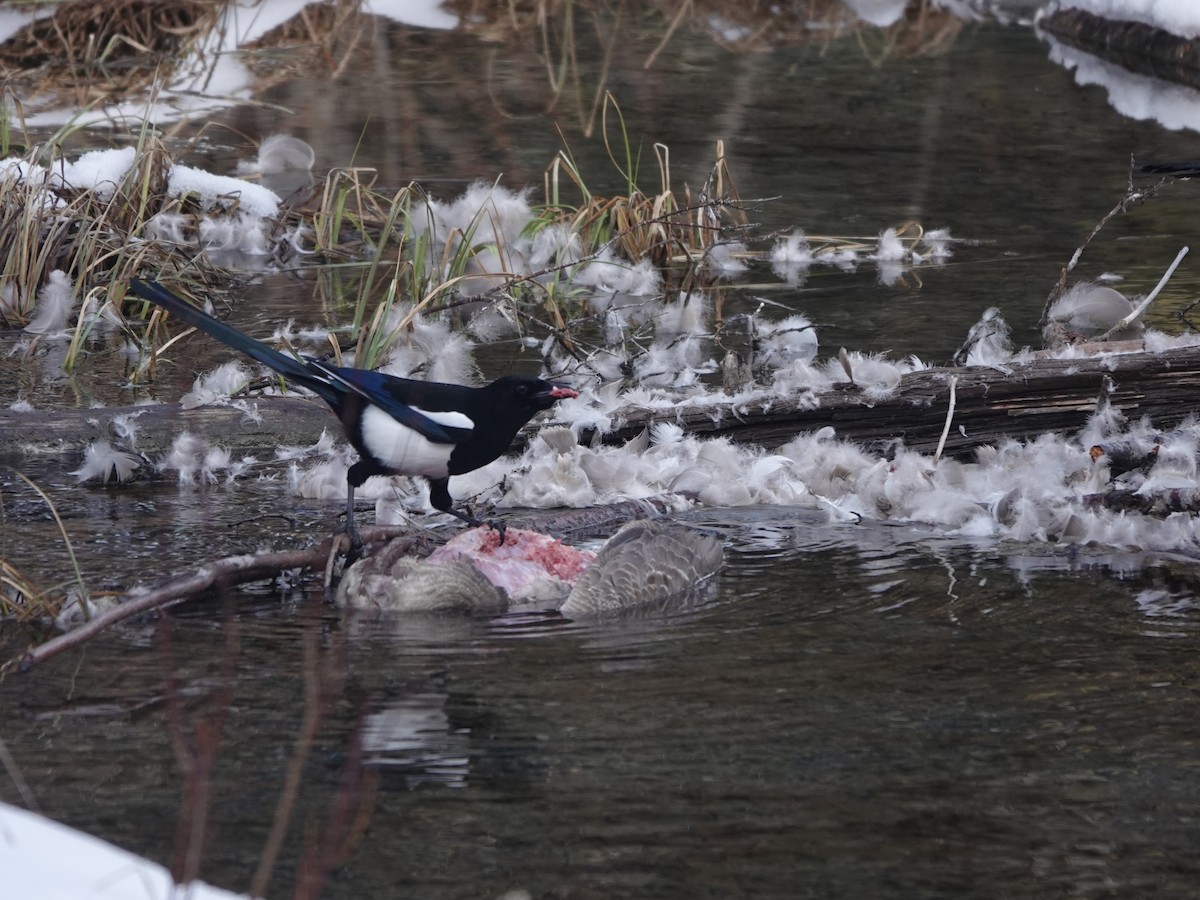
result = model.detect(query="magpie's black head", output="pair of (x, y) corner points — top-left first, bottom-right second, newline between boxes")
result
(486, 375), (579, 415)
(448, 375), (580, 476)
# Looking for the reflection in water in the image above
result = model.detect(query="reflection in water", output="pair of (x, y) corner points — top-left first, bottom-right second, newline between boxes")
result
(4, 504), (1200, 897)
(361, 691), (471, 788)
(1045, 37), (1200, 133)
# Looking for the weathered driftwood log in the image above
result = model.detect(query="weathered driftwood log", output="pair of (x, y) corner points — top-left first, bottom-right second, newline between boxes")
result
(1039, 8), (1200, 91)
(3, 346), (1200, 461)
(583, 346), (1200, 457)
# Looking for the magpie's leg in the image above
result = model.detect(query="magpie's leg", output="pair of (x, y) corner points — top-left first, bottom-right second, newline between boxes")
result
(344, 482), (362, 550)
(429, 477), (506, 544)
(342, 463), (374, 562)
(444, 503), (484, 528)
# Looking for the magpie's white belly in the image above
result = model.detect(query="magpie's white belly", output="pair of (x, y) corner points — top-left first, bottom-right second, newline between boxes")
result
(359, 405), (471, 478)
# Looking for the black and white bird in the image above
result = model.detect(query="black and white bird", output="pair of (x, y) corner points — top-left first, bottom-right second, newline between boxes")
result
(129, 280), (578, 545)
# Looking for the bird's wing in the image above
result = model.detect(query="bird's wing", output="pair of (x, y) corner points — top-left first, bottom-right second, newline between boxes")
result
(308, 364), (475, 445)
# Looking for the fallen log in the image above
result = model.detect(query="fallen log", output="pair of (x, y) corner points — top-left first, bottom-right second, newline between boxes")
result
(3, 346), (1200, 462)
(1038, 7), (1200, 91)
(583, 345), (1200, 457)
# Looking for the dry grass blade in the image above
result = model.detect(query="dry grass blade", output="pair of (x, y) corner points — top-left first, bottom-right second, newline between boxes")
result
(0, 1), (223, 116)
(0, 558), (58, 622)
(0, 128), (247, 361)
(1, 132), (160, 320)
(4, 469), (87, 620)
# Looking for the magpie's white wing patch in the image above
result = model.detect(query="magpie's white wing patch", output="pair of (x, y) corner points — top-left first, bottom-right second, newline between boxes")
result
(360, 406), (459, 478)
(412, 407), (474, 432)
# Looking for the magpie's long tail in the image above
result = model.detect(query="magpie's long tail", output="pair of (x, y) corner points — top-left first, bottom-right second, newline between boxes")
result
(130, 279), (341, 406)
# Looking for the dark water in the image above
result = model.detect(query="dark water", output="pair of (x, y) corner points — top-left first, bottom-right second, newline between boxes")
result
(4, 511), (1200, 898)
(5, 6), (1200, 899)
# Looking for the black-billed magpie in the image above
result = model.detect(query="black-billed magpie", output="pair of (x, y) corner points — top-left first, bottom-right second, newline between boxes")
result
(129, 280), (578, 545)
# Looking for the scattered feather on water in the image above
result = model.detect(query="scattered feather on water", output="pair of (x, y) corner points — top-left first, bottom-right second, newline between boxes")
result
(180, 361), (253, 409)
(707, 241), (748, 276)
(770, 230), (813, 266)
(574, 252), (663, 296)
(70, 441), (141, 483)
(874, 227), (907, 261)
(922, 228), (954, 260)
(110, 411), (148, 449)
(23, 271), (76, 335)
(161, 431), (206, 484)
(240, 134), (316, 175)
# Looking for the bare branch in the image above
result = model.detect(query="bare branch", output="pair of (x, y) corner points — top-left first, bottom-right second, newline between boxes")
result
(1093, 245), (1189, 342)
(10, 525), (417, 673)
(1041, 164), (1173, 328)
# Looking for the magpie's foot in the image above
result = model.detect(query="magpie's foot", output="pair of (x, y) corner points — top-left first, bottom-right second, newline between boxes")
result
(342, 535), (364, 567)
(340, 519), (365, 566)
(447, 504), (506, 545)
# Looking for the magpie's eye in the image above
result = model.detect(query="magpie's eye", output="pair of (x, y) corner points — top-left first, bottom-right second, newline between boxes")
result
(515, 383), (529, 395)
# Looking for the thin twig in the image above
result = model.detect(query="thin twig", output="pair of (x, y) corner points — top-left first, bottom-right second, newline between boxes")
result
(250, 601), (326, 899)
(1041, 161), (1172, 329)
(933, 375), (957, 465)
(1094, 246), (1189, 341)
(9, 525), (414, 673)
(0, 735), (38, 812)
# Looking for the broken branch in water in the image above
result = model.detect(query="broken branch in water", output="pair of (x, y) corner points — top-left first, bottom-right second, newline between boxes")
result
(933, 374), (958, 465)
(9, 525), (415, 674)
(1041, 160), (1173, 329)
(1093, 245), (1189, 342)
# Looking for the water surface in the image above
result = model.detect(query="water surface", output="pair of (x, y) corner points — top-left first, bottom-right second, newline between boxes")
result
(4, 511), (1200, 897)
(4, 6), (1200, 898)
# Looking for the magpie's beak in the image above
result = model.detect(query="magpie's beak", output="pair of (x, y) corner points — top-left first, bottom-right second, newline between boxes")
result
(547, 385), (579, 400)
